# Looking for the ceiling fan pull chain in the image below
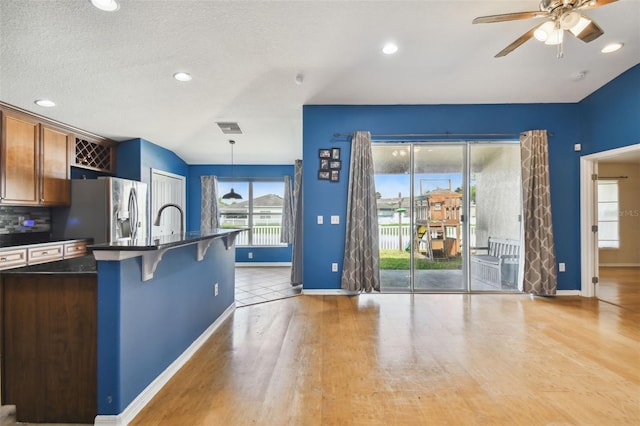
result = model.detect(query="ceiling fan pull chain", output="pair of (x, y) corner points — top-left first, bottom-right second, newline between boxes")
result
(557, 36), (564, 59)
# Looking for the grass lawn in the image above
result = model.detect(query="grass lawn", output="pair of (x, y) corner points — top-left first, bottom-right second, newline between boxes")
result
(379, 250), (462, 270)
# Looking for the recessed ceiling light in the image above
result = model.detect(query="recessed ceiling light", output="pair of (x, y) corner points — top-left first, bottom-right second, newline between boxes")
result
(34, 99), (56, 107)
(382, 42), (398, 55)
(601, 42), (623, 53)
(89, 0), (120, 12)
(173, 72), (192, 82)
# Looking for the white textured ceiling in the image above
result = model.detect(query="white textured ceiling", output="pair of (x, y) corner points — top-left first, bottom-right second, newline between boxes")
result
(1, 0), (638, 165)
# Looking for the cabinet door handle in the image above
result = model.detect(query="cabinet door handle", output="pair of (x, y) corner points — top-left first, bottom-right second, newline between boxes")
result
(42, 251), (48, 255)
(1, 257), (7, 262)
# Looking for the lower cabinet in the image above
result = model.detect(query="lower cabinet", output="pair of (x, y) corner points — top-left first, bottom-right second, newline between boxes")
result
(1, 273), (97, 423)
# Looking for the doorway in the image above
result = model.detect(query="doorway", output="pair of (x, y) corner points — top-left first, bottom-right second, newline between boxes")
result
(150, 169), (186, 237)
(373, 142), (523, 293)
(580, 144), (640, 309)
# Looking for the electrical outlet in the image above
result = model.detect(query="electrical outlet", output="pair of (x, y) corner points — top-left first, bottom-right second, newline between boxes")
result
(331, 263), (338, 272)
(214, 283), (219, 296)
(248, 252), (253, 259)
(559, 263), (566, 272)
(331, 215), (340, 224)
(317, 215), (324, 225)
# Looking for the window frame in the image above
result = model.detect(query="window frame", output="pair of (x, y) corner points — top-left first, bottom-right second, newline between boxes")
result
(597, 179), (620, 249)
(218, 178), (287, 247)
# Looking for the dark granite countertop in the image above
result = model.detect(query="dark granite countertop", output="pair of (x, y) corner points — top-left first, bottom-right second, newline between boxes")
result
(1, 255), (96, 275)
(88, 228), (246, 252)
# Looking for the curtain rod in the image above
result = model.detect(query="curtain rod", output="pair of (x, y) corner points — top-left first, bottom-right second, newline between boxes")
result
(332, 131), (554, 138)
(599, 176), (628, 180)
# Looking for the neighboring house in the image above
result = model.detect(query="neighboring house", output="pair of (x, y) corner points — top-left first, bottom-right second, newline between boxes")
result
(220, 194), (284, 227)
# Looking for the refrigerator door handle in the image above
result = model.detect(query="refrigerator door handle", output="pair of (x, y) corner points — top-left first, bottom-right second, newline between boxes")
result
(129, 187), (138, 241)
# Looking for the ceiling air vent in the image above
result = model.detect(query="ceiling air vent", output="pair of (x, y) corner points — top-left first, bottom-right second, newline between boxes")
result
(216, 122), (242, 134)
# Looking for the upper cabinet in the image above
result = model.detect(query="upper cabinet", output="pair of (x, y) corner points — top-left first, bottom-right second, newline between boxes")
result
(0, 102), (117, 206)
(0, 110), (72, 206)
(41, 124), (73, 205)
(0, 110), (40, 205)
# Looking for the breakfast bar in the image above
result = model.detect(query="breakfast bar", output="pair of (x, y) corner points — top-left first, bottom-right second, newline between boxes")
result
(89, 228), (244, 424)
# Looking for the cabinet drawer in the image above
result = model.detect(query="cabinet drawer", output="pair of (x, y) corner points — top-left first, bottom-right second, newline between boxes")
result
(27, 244), (63, 265)
(64, 241), (88, 259)
(0, 249), (27, 270)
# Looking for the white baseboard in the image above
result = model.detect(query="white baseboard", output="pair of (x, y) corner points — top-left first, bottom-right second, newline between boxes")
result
(599, 263), (640, 267)
(302, 289), (359, 296)
(94, 303), (236, 426)
(555, 290), (582, 296)
(235, 262), (292, 267)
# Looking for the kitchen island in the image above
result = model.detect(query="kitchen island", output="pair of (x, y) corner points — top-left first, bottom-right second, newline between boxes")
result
(1, 255), (98, 424)
(90, 228), (244, 425)
(1, 229), (243, 425)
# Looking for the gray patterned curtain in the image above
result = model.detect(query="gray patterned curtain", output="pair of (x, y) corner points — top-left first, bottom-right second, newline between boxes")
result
(291, 160), (303, 285)
(280, 175), (294, 243)
(200, 175), (220, 232)
(520, 130), (557, 295)
(341, 131), (380, 292)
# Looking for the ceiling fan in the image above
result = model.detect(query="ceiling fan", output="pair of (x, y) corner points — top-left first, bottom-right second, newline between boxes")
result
(473, 0), (618, 58)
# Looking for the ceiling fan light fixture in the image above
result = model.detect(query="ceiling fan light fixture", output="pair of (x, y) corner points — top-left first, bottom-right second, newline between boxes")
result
(560, 12), (581, 30)
(568, 16), (592, 36)
(544, 23), (564, 45)
(534, 21), (555, 41)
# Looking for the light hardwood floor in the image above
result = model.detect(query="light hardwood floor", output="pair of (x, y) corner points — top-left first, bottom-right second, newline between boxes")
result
(131, 294), (640, 425)
(598, 266), (640, 311)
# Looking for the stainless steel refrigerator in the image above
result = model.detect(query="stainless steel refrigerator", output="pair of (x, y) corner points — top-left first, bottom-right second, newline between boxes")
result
(52, 177), (147, 244)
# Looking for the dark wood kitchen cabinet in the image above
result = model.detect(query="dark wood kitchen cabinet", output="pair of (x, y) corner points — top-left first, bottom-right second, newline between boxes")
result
(1, 273), (97, 423)
(0, 109), (72, 206)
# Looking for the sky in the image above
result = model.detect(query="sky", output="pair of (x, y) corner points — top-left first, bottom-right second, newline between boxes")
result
(375, 173), (463, 199)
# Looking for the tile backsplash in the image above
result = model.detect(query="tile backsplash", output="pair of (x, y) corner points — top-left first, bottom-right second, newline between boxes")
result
(0, 206), (51, 234)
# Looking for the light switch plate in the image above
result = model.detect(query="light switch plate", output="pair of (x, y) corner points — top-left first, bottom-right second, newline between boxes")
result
(317, 215), (323, 225)
(559, 262), (566, 272)
(330, 215), (340, 224)
(574, 143), (581, 151)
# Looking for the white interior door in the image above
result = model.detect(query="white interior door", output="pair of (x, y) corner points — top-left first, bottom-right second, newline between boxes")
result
(151, 169), (186, 237)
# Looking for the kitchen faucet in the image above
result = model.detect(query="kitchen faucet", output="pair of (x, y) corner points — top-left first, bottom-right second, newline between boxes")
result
(154, 203), (184, 236)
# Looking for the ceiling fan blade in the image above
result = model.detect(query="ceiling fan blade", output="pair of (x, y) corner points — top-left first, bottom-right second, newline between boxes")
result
(577, 0), (618, 11)
(473, 10), (548, 24)
(571, 17), (604, 42)
(494, 25), (539, 57)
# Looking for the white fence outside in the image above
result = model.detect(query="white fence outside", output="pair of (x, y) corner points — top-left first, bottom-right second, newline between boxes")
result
(236, 224), (477, 249)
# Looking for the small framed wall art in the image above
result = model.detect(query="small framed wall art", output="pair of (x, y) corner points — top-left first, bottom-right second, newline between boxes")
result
(318, 147), (342, 182)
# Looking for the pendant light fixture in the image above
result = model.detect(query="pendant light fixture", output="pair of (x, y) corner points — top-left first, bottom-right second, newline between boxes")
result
(222, 140), (242, 200)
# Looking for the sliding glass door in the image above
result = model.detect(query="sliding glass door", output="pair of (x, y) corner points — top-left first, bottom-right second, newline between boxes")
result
(373, 144), (412, 291)
(373, 141), (522, 293)
(468, 144), (522, 292)
(412, 145), (465, 291)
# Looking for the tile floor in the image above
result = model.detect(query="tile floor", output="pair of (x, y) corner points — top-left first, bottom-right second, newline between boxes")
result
(235, 266), (301, 307)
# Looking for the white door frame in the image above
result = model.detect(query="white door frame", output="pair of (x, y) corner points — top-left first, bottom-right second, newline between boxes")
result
(580, 143), (640, 297)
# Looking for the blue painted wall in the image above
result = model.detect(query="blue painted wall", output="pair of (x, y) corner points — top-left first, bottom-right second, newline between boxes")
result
(188, 164), (294, 263)
(116, 138), (190, 227)
(96, 238), (235, 415)
(580, 64), (640, 154)
(301, 64), (639, 292)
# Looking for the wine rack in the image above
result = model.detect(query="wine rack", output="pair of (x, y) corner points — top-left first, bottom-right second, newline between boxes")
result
(74, 137), (116, 173)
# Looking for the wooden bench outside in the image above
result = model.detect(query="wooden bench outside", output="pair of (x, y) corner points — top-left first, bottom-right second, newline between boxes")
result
(470, 237), (520, 289)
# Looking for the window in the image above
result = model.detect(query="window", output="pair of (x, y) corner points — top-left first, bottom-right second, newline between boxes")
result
(218, 180), (286, 246)
(597, 180), (619, 249)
